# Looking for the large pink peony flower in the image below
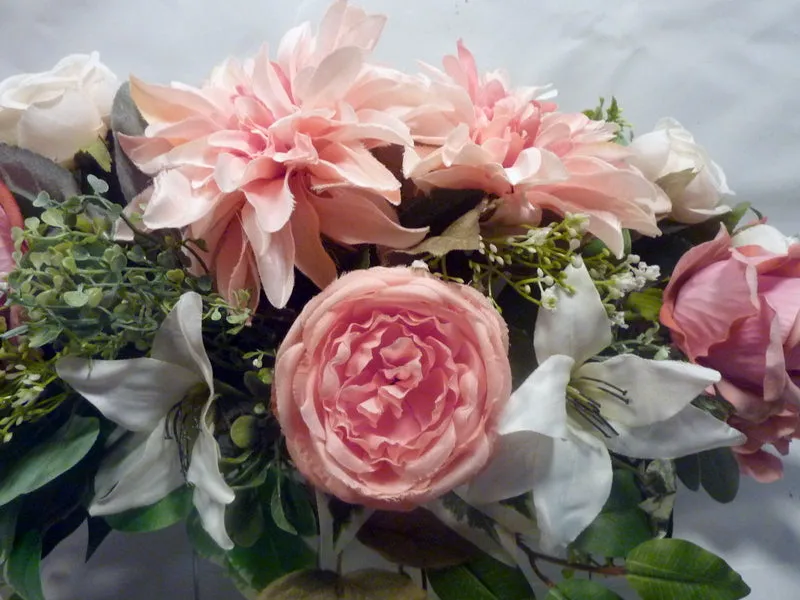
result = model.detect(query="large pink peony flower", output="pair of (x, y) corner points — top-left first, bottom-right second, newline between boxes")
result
(272, 266), (512, 509)
(119, 1), (426, 308)
(404, 41), (667, 257)
(661, 224), (800, 482)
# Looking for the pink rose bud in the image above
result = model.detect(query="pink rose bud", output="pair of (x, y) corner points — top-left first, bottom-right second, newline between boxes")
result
(272, 266), (512, 509)
(661, 224), (800, 482)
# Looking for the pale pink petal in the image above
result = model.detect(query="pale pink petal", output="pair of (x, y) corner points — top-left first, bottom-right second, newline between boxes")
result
(143, 170), (221, 229)
(241, 204), (295, 308)
(291, 190), (337, 290)
(311, 142), (401, 204)
(252, 44), (295, 119)
(130, 76), (223, 124)
(243, 174), (295, 233)
(296, 47), (364, 108)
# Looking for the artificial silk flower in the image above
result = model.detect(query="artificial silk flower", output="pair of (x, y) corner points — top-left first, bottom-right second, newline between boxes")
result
(404, 41), (667, 257)
(466, 262), (745, 550)
(56, 292), (235, 549)
(119, 0), (426, 309)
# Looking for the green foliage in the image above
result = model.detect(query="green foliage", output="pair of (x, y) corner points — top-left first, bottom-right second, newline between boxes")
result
(427, 562), (516, 600)
(3, 529), (44, 600)
(0, 414), (99, 507)
(268, 469), (317, 537)
(625, 539), (750, 599)
(0, 143), (80, 215)
(105, 486), (193, 532)
(573, 470), (654, 558)
(545, 579), (624, 599)
(583, 97), (632, 144)
(675, 447), (740, 503)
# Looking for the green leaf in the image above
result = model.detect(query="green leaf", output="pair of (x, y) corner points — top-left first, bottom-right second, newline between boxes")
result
(674, 453), (700, 491)
(226, 488), (265, 548)
(4, 529), (44, 600)
(698, 447), (740, 503)
(396, 200), (486, 256)
(0, 143), (80, 216)
(230, 415), (258, 449)
(26, 325), (62, 348)
(0, 500), (20, 563)
(0, 415), (99, 507)
(546, 579), (624, 599)
(625, 288), (663, 322)
(268, 471), (317, 537)
(86, 173), (110, 194)
(110, 83), (151, 204)
(62, 290), (90, 308)
(573, 470), (653, 557)
(40, 208), (65, 228)
(104, 486), (192, 532)
(722, 202), (751, 233)
(428, 564), (499, 600)
(466, 554), (535, 600)
(79, 141), (113, 174)
(626, 539), (750, 600)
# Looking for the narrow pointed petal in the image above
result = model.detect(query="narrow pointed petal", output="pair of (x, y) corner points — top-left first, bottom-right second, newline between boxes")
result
(242, 204), (295, 308)
(604, 405), (746, 459)
(150, 292), (213, 388)
(534, 263), (612, 365)
(298, 47), (364, 108)
(499, 354), (574, 438)
(577, 355), (720, 427)
(187, 428), (235, 550)
(292, 192), (337, 290)
(56, 356), (200, 432)
(129, 76), (221, 124)
(89, 424), (184, 516)
(532, 427), (612, 551)
(244, 175), (295, 233)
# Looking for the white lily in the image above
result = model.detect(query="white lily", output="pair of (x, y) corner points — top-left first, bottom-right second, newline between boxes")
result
(56, 292), (235, 549)
(466, 263), (745, 551)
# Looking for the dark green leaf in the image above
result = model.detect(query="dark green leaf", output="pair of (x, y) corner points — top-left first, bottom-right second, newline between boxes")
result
(186, 511), (227, 565)
(626, 539), (750, 599)
(698, 447), (740, 503)
(104, 485), (192, 532)
(226, 488), (265, 548)
(78, 141), (113, 173)
(0, 500), (20, 563)
(428, 564), (499, 600)
(5, 529), (44, 600)
(546, 579), (624, 599)
(0, 415), (100, 507)
(573, 470), (653, 557)
(676, 454), (701, 491)
(268, 471), (317, 537)
(466, 554), (535, 600)
(110, 83), (151, 204)
(0, 144), (80, 216)
(625, 288), (663, 322)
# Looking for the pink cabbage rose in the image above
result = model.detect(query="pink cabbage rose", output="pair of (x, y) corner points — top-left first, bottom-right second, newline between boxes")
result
(119, 0), (425, 308)
(661, 224), (800, 482)
(404, 41), (667, 257)
(272, 266), (511, 509)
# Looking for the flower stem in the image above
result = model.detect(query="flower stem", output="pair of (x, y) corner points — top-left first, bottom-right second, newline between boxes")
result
(518, 543), (627, 577)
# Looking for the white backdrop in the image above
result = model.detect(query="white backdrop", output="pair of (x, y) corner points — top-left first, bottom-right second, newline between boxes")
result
(2, 0), (800, 598)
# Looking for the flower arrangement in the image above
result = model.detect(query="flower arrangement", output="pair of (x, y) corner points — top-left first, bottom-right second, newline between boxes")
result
(0, 2), (794, 599)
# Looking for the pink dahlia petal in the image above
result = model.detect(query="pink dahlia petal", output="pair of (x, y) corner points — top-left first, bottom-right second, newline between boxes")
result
(129, 76), (224, 125)
(251, 45), (294, 119)
(291, 190), (337, 290)
(296, 47), (364, 108)
(143, 170), (220, 230)
(244, 175), (295, 233)
(312, 142), (401, 203)
(241, 205), (295, 308)
(733, 448), (785, 483)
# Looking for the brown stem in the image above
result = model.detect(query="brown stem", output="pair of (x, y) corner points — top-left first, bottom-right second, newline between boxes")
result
(529, 559), (556, 589)
(519, 543), (627, 577)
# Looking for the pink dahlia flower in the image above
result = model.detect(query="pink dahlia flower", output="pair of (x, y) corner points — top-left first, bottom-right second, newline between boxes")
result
(404, 41), (667, 256)
(120, 0), (426, 308)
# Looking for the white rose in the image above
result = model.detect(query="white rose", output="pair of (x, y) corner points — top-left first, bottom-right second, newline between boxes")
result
(629, 117), (732, 224)
(0, 53), (118, 164)
(732, 223), (794, 254)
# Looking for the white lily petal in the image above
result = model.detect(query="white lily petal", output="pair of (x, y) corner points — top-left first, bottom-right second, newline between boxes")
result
(465, 431), (548, 504)
(151, 292), (213, 386)
(534, 263), (612, 365)
(604, 405), (746, 459)
(499, 354), (574, 438)
(577, 355), (720, 427)
(89, 421), (184, 516)
(532, 426), (612, 552)
(56, 356), (201, 432)
(186, 425), (235, 550)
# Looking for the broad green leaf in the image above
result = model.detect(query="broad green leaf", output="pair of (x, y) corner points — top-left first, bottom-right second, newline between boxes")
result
(625, 289), (663, 322)
(396, 200), (486, 256)
(0, 501), (20, 563)
(466, 554), (535, 600)
(573, 470), (653, 557)
(105, 486), (192, 532)
(79, 142), (113, 173)
(226, 505), (316, 593)
(0, 415), (99, 507)
(675, 454), (701, 491)
(546, 579), (624, 599)
(626, 539), (750, 600)
(62, 290), (89, 307)
(428, 564), (498, 600)
(0, 143), (80, 214)
(699, 447), (740, 503)
(4, 529), (44, 600)
(722, 202), (752, 233)
(226, 488), (265, 548)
